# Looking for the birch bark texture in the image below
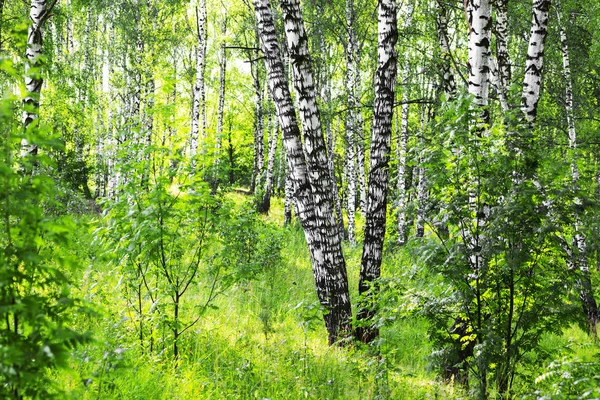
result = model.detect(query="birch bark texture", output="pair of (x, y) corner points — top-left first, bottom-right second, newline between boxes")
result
(22, 0), (48, 158)
(436, 0), (456, 97)
(558, 12), (599, 332)
(345, 0), (359, 245)
(521, 0), (551, 124)
(190, 0), (207, 159)
(396, 3), (413, 247)
(357, 0), (397, 343)
(253, 0), (352, 344)
(466, 0), (492, 124)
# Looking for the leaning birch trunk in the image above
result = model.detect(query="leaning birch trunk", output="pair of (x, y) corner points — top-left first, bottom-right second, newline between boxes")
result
(190, 0), (207, 161)
(22, 0), (48, 159)
(396, 3), (413, 246)
(254, 0), (352, 344)
(345, 0), (359, 245)
(558, 13), (599, 333)
(356, 0), (397, 344)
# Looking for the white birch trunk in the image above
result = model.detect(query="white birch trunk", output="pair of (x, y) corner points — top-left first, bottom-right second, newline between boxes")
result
(214, 14), (228, 186)
(466, 0), (492, 124)
(346, 0), (359, 244)
(190, 0), (207, 159)
(22, 0), (47, 158)
(396, 3), (413, 246)
(255, 0), (352, 344)
(492, 0), (510, 111)
(357, 0), (397, 343)
(558, 13), (598, 332)
(436, 0), (456, 96)
(520, 0), (551, 124)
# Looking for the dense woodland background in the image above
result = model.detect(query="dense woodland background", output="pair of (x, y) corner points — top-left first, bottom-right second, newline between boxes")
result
(2, 0), (600, 398)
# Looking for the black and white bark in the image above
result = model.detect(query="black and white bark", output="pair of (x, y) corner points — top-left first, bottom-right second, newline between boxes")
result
(260, 99), (279, 213)
(492, 0), (510, 111)
(214, 13), (228, 188)
(251, 42), (265, 193)
(22, 0), (48, 158)
(466, 0), (492, 124)
(319, 31), (345, 241)
(520, 0), (551, 124)
(356, 0), (397, 343)
(396, 3), (413, 246)
(436, 0), (456, 97)
(345, 0), (360, 245)
(254, 0), (352, 344)
(190, 0), (207, 159)
(558, 13), (598, 332)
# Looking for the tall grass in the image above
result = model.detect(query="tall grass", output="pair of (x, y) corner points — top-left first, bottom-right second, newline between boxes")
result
(54, 194), (599, 399)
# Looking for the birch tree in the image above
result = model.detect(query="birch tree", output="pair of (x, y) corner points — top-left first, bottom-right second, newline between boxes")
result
(345, 0), (360, 245)
(190, 0), (207, 160)
(558, 10), (598, 332)
(395, 3), (413, 246)
(22, 0), (51, 159)
(254, 0), (352, 344)
(356, 0), (397, 343)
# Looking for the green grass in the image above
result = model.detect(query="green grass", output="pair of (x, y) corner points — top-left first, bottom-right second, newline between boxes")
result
(54, 193), (600, 399)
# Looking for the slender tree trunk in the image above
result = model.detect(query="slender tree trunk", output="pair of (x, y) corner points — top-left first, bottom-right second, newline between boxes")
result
(214, 13), (228, 190)
(396, 4), (413, 246)
(190, 0), (207, 160)
(261, 101), (279, 213)
(319, 32), (345, 241)
(520, 0), (551, 125)
(251, 47), (265, 193)
(345, 0), (359, 245)
(462, 1), (493, 393)
(558, 13), (598, 333)
(436, 0), (456, 97)
(492, 0), (510, 111)
(254, 0), (352, 344)
(356, 0), (397, 344)
(467, 0), (492, 125)
(22, 0), (48, 159)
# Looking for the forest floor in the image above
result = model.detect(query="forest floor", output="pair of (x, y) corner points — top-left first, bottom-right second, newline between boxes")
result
(54, 192), (600, 399)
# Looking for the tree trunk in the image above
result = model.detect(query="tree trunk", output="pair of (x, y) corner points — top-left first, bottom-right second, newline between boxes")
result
(466, 0), (492, 125)
(492, 0), (510, 111)
(558, 13), (599, 333)
(356, 0), (397, 344)
(214, 13), (228, 190)
(520, 0), (551, 125)
(251, 43), (265, 193)
(396, 4), (413, 246)
(22, 0), (48, 159)
(345, 0), (359, 245)
(190, 0), (207, 160)
(261, 101), (279, 213)
(254, 0), (352, 344)
(319, 32), (345, 241)
(436, 0), (456, 97)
